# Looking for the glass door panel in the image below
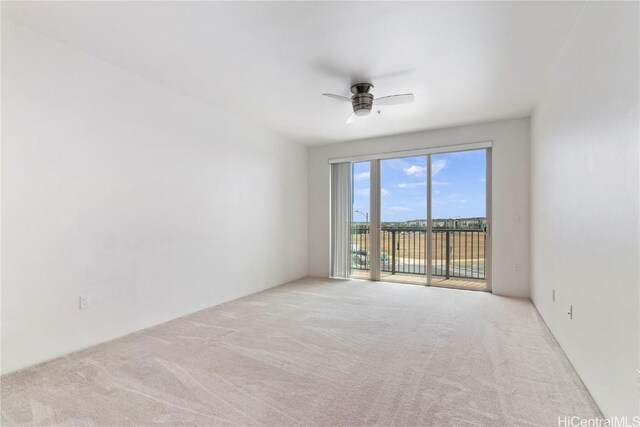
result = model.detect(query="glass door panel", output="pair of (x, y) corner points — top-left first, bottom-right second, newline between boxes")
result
(430, 150), (487, 291)
(379, 156), (427, 285)
(350, 161), (371, 280)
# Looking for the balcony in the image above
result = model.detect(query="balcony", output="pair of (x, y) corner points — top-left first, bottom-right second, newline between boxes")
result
(350, 225), (487, 291)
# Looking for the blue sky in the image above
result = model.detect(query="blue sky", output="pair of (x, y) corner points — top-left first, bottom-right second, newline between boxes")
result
(352, 149), (486, 222)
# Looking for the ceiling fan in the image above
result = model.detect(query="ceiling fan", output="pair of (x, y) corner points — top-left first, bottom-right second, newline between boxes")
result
(322, 83), (415, 124)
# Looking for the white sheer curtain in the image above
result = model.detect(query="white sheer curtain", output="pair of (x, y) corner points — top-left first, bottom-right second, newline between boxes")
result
(330, 162), (352, 278)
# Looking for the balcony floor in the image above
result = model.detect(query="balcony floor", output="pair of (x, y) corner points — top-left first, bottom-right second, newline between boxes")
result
(350, 269), (487, 291)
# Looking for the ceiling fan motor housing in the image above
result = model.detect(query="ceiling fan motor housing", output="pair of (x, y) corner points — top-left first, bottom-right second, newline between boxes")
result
(351, 83), (374, 116)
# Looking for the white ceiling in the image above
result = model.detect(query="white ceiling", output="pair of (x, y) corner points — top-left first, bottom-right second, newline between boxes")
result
(2, 1), (584, 145)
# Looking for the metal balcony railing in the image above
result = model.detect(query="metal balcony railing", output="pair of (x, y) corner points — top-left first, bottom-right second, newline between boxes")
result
(351, 226), (486, 280)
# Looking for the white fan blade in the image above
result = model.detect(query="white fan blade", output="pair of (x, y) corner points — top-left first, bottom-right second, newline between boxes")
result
(346, 112), (356, 124)
(322, 93), (352, 102)
(375, 93), (415, 106)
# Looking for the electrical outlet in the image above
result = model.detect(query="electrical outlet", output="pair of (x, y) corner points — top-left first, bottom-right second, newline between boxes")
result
(567, 304), (573, 320)
(515, 264), (521, 273)
(552, 289), (555, 301)
(79, 296), (90, 310)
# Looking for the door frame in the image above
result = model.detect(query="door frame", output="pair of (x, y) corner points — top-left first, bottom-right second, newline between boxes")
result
(485, 148), (493, 292)
(369, 159), (381, 281)
(342, 142), (492, 292)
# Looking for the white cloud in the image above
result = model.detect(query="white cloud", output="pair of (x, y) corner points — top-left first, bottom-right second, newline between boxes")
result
(397, 181), (448, 188)
(354, 172), (370, 181)
(381, 188), (391, 197)
(404, 159), (448, 177)
(479, 177), (486, 182)
(404, 165), (426, 176)
(397, 182), (426, 189)
(432, 159), (447, 176)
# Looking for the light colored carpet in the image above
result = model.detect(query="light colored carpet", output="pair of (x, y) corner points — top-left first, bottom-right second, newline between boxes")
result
(1, 278), (601, 426)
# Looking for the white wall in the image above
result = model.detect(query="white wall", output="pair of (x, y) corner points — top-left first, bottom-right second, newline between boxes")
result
(530, 2), (639, 418)
(1, 20), (308, 374)
(308, 118), (530, 298)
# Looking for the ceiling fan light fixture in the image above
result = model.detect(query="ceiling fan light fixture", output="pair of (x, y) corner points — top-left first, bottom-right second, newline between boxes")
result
(352, 91), (374, 117)
(322, 82), (414, 123)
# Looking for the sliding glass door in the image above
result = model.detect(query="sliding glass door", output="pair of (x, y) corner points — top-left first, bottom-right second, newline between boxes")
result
(343, 147), (490, 291)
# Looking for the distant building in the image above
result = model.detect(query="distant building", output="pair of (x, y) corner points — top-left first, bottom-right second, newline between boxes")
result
(359, 217), (487, 230)
(432, 217), (486, 230)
